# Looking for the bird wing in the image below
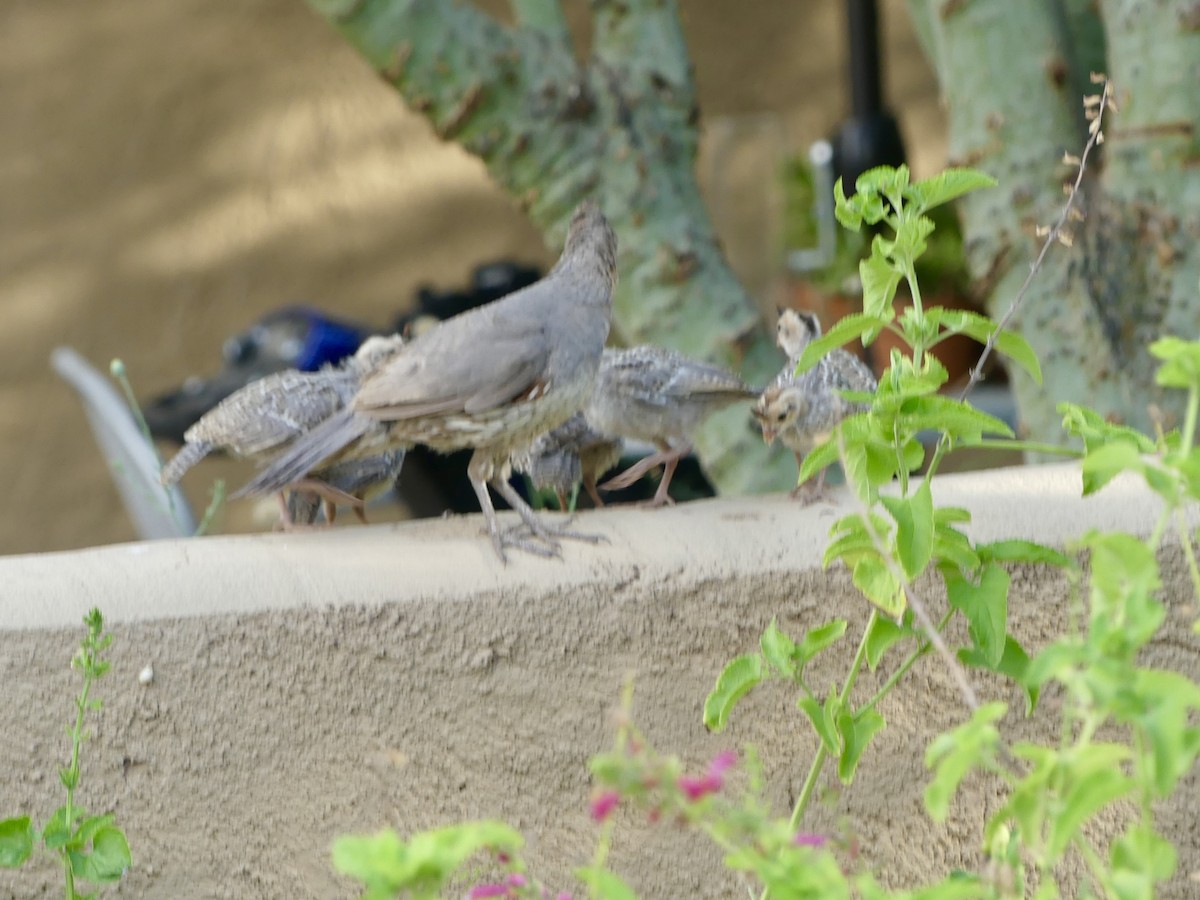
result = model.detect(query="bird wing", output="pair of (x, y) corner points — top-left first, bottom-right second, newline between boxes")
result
(184, 371), (352, 456)
(663, 360), (755, 401)
(353, 303), (551, 420)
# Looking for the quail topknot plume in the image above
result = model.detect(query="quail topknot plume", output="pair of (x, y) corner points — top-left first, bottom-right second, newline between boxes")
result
(160, 334), (407, 525)
(235, 200), (619, 561)
(586, 346), (758, 507)
(511, 413), (622, 511)
(754, 308), (877, 502)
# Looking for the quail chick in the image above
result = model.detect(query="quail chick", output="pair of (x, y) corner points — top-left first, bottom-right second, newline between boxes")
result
(286, 449), (407, 525)
(512, 413), (622, 511)
(161, 334), (406, 525)
(754, 309), (877, 501)
(236, 200), (618, 562)
(585, 346), (758, 507)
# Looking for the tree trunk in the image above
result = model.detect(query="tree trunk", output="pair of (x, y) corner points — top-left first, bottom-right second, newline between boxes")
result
(302, 0), (796, 493)
(907, 0), (1200, 440)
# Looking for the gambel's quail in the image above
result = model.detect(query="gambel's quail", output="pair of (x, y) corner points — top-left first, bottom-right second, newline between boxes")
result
(512, 413), (621, 511)
(161, 334), (406, 524)
(754, 309), (876, 501)
(586, 346), (757, 507)
(236, 200), (618, 561)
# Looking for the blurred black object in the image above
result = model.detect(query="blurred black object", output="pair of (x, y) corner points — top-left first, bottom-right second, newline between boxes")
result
(831, 0), (907, 190)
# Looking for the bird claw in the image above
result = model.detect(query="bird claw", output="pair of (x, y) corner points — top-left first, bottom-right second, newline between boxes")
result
(788, 482), (829, 506)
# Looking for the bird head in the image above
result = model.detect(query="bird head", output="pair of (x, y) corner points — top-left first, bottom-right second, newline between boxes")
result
(753, 386), (804, 444)
(775, 308), (822, 360)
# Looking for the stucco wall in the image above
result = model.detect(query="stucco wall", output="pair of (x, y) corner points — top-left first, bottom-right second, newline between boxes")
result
(2, 464), (1197, 898)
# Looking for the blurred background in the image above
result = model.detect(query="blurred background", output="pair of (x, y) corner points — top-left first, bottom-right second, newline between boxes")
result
(0, 1), (947, 554)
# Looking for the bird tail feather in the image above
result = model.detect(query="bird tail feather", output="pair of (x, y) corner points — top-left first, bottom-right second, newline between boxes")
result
(160, 441), (213, 486)
(233, 408), (370, 498)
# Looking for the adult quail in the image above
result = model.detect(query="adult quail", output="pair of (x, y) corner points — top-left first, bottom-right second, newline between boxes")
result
(585, 346), (758, 507)
(753, 309), (877, 501)
(512, 413), (622, 511)
(235, 200), (618, 561)
(161, 334), (406, 525)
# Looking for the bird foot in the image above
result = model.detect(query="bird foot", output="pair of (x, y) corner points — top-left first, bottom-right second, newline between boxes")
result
(486, 525), (563, 562)
(636, 493), (676, 509)
(788, 482), (829, 506)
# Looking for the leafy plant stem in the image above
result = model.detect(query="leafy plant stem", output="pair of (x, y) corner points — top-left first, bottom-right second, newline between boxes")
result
(756, 611), (878, 900)
(62, 652), (98, 899)
(856, 610), (954, 719)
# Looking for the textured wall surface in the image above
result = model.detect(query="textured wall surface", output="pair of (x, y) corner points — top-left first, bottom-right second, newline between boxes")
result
(1, 464), (1197, 898)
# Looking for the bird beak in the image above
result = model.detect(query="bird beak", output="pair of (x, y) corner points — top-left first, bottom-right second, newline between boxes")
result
(760, 425), (776, 445)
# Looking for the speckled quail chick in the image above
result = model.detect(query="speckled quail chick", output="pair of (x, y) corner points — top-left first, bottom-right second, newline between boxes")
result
(754, 309), (877, 502)
(585, 346), (758, 507)
(512, 413), (622, 511)
(236, 200), (618, 562)
(161, 334), (406, 526)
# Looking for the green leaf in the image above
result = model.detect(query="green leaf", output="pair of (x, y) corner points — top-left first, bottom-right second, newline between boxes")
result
(912, 168), (997, 210)
(853, 556), (906, 617)
(880, 479), (934, 580)
(71, 825), (131, 884)
(759, 620), (797, 679)
(931, 308), (1041, 383)
(797, 620), (849, 667)
(703, 654), (765, 732)
(576, 866), (638, 900)
(945, 564), (1010, 668)
(798, 437), (841, 488)
(976, 540), (1071, 569)
(833, 177), (862, 230)
(1058, 403), (1156, 453)
(332, 822), (522, 895)
(798, 687), (841, 754)
(901, 395), (1014, 440)
(795, 312), (891, 374)
(865, 617), (908, 671)
(0, 817), (34, 868)
(860, 242), (903, 320)
(1110, 823), (1178, 891)
(43, 805), (73, 850)
(1046, 769), (1135, 861)
(1150, 336), (1200, 389)
(924, 703), (1006, 821)
(1081, 440), (1144, 495)
(838, 708), (886, 784)
(960, 636), (1040, 715)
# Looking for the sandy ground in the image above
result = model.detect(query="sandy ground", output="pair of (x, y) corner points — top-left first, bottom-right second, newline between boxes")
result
(0, 1), (944, 554)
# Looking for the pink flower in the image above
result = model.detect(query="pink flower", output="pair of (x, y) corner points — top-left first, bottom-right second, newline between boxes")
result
(709, 750), (737, 777)
(677, 773), (722, 800)
(506, 874), (528, 888)
(590, 790), (620, 822)
(678, 750), (738, 801)
(793, 832), (828, 849)
(467, 885), (509, 899)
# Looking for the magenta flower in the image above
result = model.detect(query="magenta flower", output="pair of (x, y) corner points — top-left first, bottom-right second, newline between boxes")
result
(793, 832), (828, 849)
(590, 790), (620, 822)
(467, 885), (509, 899)
(678, 749), (738, 800)
(506, 874), (528, 888)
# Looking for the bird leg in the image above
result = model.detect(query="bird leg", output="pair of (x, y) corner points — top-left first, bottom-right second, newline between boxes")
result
(789, 457), (830, 505)
(600, 443), (687, 508)
(491, 476), (603, 552)
(583, 476), (605, 509)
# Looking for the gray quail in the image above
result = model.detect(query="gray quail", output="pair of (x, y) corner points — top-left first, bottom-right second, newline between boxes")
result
(754, 309), (877, 501)
(236, 200), (618, 561)
(161, 334), (406, 525)
(585, 346), (758, 507)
